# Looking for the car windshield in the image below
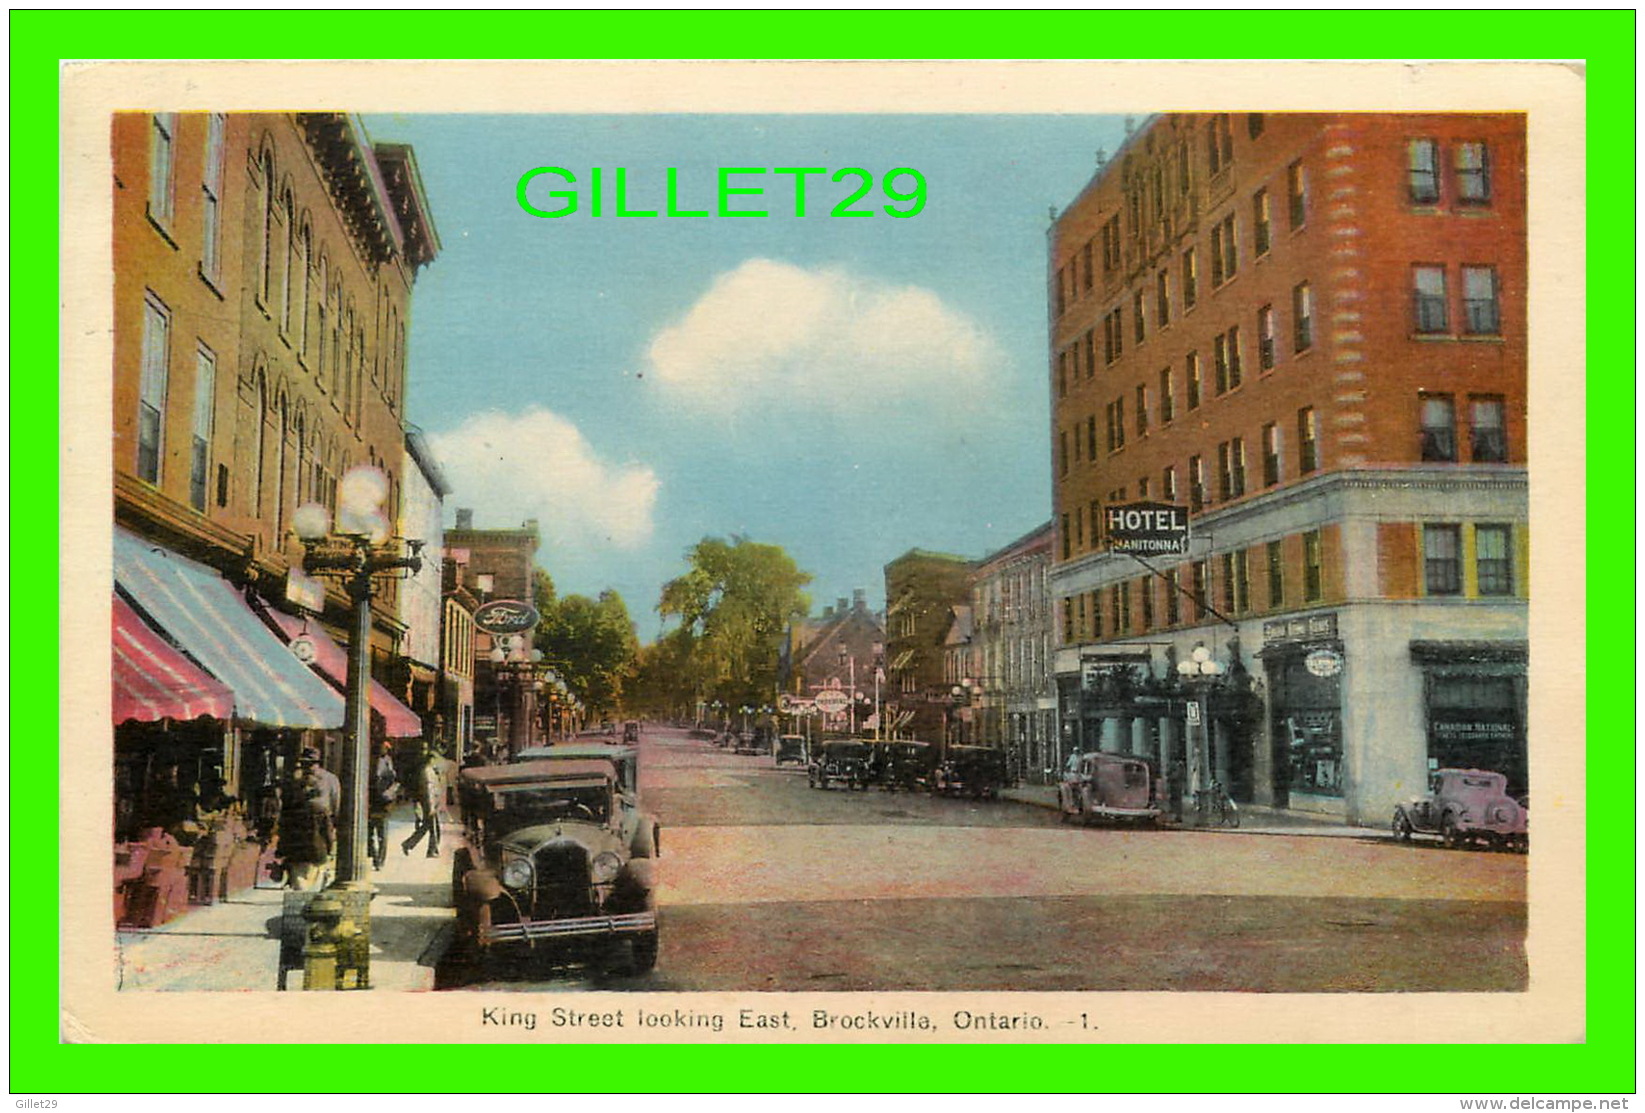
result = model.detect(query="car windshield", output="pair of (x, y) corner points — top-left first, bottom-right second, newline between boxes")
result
(1459, 775), (1499, 790)
(492, 784), (610, 826)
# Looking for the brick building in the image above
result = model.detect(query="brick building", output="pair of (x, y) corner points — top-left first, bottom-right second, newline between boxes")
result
(966, 522), (1057, 782)
(883, 549), (975, 745)
(781, 590), (886, 736)
(1047, 113), (1527, 823)
(444, 510), (542, 753)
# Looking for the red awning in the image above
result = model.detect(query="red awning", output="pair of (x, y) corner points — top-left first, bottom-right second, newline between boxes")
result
(113, 594), (235, 724)
(259, 608), (425, 739)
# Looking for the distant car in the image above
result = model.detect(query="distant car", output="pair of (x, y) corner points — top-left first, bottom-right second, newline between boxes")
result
(734, 726), (769, 756)
(453, 749), (661, 972)
(1056, 751), (1160, 825)
(622, 721), (641, 745)
(1392, 768), (1527, 852)
(874, 740), (936, 793)
(809, 739), (872, 791)
(773, 735), (808, 766)
(933, 745), (1008, 800)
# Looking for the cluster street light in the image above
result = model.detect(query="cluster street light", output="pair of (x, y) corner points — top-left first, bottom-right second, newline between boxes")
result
(488, 635), (565, 756)
(1176, 643), (1225, 808)
(293, 466), (423, 897)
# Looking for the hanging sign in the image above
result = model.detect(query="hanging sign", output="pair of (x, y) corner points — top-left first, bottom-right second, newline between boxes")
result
(813, 690), (851, 714)
(1305, 649), (1344, 678)
(1104, 501), (1190, 555)
(473, 599), (540, 635)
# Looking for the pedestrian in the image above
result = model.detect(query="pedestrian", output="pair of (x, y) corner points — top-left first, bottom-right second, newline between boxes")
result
(367, 740), (399, 870)
(400, 745), (443, 859)
(278, 747), (335, 890)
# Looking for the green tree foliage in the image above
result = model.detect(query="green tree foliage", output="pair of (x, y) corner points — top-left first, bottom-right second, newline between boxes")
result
(658, 536), (812, 708)
(530, 569), (639, 718)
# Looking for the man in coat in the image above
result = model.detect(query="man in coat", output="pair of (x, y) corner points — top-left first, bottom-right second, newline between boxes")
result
(279, 747), (337, 890)
(400, 745), (443, 859)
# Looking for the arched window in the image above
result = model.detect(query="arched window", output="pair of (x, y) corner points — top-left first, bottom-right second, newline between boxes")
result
(293, 410), (308, 504)
(253, 369), (268, 517)
(279, 188), (295, 335)
(274, 392), (290, 541)
(298, 223), (313, 361)
(315, 257), (328, 384)
(258, 150), (275, 305)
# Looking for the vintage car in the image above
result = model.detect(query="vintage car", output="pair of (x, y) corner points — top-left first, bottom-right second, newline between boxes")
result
(933, 745), (1009, 799)
(809, 739), (873, 791)
(453, 751), (661, 971)
(873, 740), (937, 793)
(622, 720), (641, 745)
(1056, 750), (1161, 825)
(734, 725), (771, 756)
(773, 734), (808, 767)
(1392, 768), (1527, 851)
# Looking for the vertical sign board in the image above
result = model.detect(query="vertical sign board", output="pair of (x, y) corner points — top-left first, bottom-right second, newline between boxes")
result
(1104, 501), (1191, 556)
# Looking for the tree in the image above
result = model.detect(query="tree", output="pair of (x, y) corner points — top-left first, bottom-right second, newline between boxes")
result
(529, 570), (639, 719)
(658, 536), (812, 709)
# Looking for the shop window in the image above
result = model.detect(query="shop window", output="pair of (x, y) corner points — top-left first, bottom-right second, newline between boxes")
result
(1420, 394), (1457, 462)
(1186, 351), (1202, 410)
(1303, 530), (1323, 602)
(1462, 265), (1501, 335)
(1266, 539), (1284, 608)
(1156, 270), (1171, 327)
(1455, 141), (1492, 204)
(1159, 367), (1175, 424)
(1470, 395), (1508, 462)
(1412, 266), (1449, 333)
(1182, 248), (1198, 309)
(1292, 282), (1313, 352)
(1475, 524), (1513, 596)
(1257, 304), (1276, 370)
(138, 292), (170, 484)
(1408, 138), (1440, 204)
(1287, 160), (1308, 229)
(1253, 188), (1272, 256)
(1423, 524), (1462, 595)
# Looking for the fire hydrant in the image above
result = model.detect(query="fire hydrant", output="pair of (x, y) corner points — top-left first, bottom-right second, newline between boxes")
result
(302, 892), (344, 990)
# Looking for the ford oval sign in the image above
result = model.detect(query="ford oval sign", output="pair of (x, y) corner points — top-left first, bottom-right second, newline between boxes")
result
(473, 599), (541, 636)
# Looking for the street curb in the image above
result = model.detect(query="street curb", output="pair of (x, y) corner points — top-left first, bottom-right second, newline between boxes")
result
(999, 790), (1384, 840)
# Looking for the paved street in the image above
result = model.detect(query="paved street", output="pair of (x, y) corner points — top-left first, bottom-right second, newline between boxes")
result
(437, 726), (1526, 993)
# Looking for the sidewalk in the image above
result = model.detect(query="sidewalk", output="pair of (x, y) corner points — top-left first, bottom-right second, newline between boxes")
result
(1000, 784), (1383, 840)
(113, 808), (457, 991)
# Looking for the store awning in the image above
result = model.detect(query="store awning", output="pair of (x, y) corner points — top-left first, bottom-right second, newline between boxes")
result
(260, 608), (424, 739)
(113, 530), (344, 729)
(113, 593), (235, 724)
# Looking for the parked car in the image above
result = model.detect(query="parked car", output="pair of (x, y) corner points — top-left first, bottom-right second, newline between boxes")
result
(873, 740), (936, 793)
(933, 745), (1008, 800)
(809, 739), (872, 791)
(734, 725), (770, 756)
(773, 735), (808, 767)
(622, 720), (641, 745)
(1391, 768), (1527, 852)
(1056, 750), (1160, 825)
(452, 751), (661, 971)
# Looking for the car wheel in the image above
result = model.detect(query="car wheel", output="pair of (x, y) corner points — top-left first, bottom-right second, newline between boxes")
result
(1392, 811), (1414, 842)
(630, 932), (659, 974)
(1441, 814), (1464, 850)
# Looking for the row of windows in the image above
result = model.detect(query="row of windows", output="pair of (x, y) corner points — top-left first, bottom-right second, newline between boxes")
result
(147, 113), (228, 286)
(1420, 393), (1509, 463)
(137, 291), (219, 514)
(1408, 138), (1494, 207)
(1412, 264), (1502, 336)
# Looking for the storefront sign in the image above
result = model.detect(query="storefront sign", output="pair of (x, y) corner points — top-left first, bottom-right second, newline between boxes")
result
(1263, 612), (1338, 644)
(473, 599), (540, 635)
(813, 689), (850, 714)
(1304, 649), (1343, 678)
(1432, 720), (1517, 741)
(285, 568), (326, 613)
(1103, 501), (1190, 555)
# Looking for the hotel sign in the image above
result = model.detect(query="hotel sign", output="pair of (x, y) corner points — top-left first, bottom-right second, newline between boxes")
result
(1104, 501), (1190, 555)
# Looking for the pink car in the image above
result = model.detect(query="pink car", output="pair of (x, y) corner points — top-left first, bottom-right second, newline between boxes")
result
(1057, 751), (1161, 825)
(1392, 768), (1527, 852)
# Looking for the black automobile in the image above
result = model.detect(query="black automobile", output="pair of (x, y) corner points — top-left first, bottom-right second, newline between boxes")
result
(876, 739), (937, 793)
(934, 745), (1009, 800)
(808, 739), (873, 791)
(773, 734), (808, 767)
(452, 754), (660, 972)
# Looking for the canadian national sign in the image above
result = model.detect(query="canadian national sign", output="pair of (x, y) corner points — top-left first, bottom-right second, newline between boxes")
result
(1104, 501), (1190, 555)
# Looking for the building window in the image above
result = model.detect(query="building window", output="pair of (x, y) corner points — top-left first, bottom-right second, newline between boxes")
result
(1303, 530), (1324, 602)
(1054, 268), (1066, 318)
(1266, 539), (1284, 609)
(1075, 504), (1085, 549)
(1287, 160), (1308, 229)
(190, 345), (216, 511)
(1413, 266), (1449, 333)
(1156, 270), (1171, 327)
(1220, 553), (1237, 616)
(1423, 524), (1462, 595)
(1475, 524), (1513, 596)
(1462, 265), (1501, 334)
(1262, 422), (1281, 487)
(1081, 241), (1094, 291)
(1102, 216), (1121, 273)
(1103, 308), (1124, 364)
(148, 113), (177, 226)
(1210, 214), (1238, 286)
(1133, 290), (1146, 344)
(1470, 395), (1508, 462)
(138, 293), (170, 483)
(1216, 442), (1232, 503)
(1455, 142), (1492, 204)
(1165, 569), (1182, 626)
(1408, 139), (1440, 204)
(1159, 368), (1174, 424)
(1182, 248), (1198, 309)
(1162, 465), (1178, 503)
(1207, 113), (1234, 177)
(1137, 477), (1150, 499)
(1214, 327), (1242, 393)
(1257, 305), (1276, 370)
(1082, 330), (1095, 378)
(1191, 560), (1209, 621)
(1247, 112), (1266, 140)
(1057, 351), (1068, 399)
(1140, 575), (1155, 630)
(1089, 590), (1104, 638)
(1293, 282), (1313, 352)
(1059, 430), (1070, 476)
(1115, 580), (1132, 634)
(1062, 595), (1074, 640)
(1060, 514), (1071, 561)
(1086, 414), (1098, 461)
(1105, 397), (1126, 452)
(1253, 188), (1272, 256)
(1231, 437), (1246, 497)
(1420, 393), (1457, 462)
(1089, 498), (1101, 548)
(1297, 406), (1318, 474)
(200, 114), (225, 281)
(1189, 455), (1206, 512)
(1135, 384), (1149, 438)
(1186, 351), (1202, 410)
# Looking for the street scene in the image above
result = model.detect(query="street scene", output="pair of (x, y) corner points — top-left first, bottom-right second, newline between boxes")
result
(102, 106), (1528, 997)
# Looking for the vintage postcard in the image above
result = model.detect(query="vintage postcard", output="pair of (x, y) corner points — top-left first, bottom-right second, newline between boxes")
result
(60, 58), (1586, 1049)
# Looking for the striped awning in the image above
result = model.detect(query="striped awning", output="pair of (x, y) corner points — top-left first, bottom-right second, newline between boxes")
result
(113, 530), (345, 729)
(113, 593), (235, 724)
(260, 608), (424, 739)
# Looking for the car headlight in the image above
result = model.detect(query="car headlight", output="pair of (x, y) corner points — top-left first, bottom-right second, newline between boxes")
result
(501, 856), (534, 890)
(591, 851), (623, 884)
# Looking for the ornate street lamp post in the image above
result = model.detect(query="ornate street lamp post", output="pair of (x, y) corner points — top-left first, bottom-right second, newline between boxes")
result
(1176, 642), (1224, 819)
(489, 634), (559, 756)
(293, 467), (422, 891)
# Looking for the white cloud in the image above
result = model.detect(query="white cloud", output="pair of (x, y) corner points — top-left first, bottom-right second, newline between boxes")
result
(428, 408), (659, 552)
(645, 259), (1004, 414)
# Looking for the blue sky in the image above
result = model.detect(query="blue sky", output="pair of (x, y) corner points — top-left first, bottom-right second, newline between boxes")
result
(364, 113), (1129, 638)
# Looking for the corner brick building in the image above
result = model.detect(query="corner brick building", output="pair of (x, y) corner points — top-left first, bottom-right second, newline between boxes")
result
(1047, 113), (1526, 823)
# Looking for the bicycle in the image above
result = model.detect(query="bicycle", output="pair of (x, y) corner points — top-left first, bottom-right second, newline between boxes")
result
(1194, 780), (1240, 828)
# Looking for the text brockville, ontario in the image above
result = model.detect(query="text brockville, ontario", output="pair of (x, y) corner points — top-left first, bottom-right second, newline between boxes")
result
(479, 1004), (1081, 1038)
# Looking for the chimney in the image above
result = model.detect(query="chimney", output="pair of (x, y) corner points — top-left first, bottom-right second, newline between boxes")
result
(822, 605), (835, 619)
(455, 508), (473, 530)
(853, 589), (867, 614)
(836, 597), (848, 615)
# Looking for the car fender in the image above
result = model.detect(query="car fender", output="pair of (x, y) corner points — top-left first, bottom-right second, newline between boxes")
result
(622, 857), (657, 893)
(463, 869), (503, 903)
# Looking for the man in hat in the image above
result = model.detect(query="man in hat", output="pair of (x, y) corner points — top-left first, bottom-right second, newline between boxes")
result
(400, 745), (443, 859)
(279, 747), (339, 890)
(367, 740), (398, 870)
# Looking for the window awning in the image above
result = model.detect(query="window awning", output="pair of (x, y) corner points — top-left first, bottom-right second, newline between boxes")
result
(260, 608), (425, 739)
(114, 530), (345, 729)
(113, 593), (235, 724)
